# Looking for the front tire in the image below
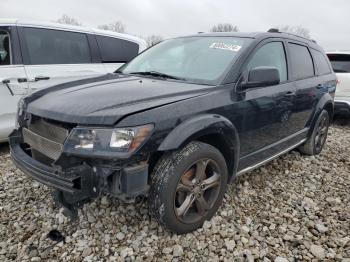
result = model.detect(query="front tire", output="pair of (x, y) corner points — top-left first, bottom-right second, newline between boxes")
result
(299, 109), (330, 155)
(149, 141), (228, 234)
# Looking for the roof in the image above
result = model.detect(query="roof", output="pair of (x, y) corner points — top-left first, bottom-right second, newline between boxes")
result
(0, 18), (146, 48)
(186, 31), (321, 49)
(326, 51), (350, 55)
(187, 32), (260, 38)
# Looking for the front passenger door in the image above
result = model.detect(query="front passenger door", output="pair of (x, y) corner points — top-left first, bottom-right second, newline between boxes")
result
(236, 40), (298, 170)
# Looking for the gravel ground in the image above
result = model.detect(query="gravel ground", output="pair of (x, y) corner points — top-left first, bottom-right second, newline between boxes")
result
(0, 121), (349, 261)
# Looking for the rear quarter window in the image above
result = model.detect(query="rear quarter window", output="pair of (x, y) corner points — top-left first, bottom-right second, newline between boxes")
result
(327, 54), (350, 73)
(96, 35), (139, 63)
(288, 43), (314, 80)
(311, 49), (332, 75)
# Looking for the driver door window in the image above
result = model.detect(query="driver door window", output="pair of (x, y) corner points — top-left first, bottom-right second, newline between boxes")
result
(0, 31), (11, 65)
(247, 42), (288, 82)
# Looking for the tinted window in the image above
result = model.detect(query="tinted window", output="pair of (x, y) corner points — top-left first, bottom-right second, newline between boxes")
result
(312, 49), (331, 75)
(23, 27), (91, 65)
(327, 54), (350, 73)
(288, 43), (314, 80)
(96, 36), (139, 63)
(0, 31), (11, 65)
(247, 42), (287, 82)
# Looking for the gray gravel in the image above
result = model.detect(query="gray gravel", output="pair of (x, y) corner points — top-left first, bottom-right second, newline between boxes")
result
(0, 122), (349, 261)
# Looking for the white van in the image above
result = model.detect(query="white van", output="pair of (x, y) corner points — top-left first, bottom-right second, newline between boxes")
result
(326, 52), (350, 116)
(0, 19), (146, 142)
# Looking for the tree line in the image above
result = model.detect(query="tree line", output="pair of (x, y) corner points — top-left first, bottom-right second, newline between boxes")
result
(56, 14), (311, 47)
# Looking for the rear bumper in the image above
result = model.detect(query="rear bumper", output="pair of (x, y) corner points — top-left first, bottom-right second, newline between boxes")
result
(9, 129), (150, 209)
(334, 100), (350, 115)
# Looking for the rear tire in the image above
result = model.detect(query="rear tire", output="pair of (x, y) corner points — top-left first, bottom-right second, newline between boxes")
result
(299, 109), (330, 155)
(149, 141), (228, 234)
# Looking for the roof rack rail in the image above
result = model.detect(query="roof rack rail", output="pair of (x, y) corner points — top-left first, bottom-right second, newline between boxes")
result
(267, 28), (280, 33)
(267, 28), (317, 44)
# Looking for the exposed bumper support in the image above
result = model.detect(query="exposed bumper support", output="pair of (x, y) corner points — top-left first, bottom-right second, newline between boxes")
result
(9, 129), (150, 218)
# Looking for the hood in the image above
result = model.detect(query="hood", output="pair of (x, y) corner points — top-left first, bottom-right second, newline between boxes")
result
(26, 74), (211, 125)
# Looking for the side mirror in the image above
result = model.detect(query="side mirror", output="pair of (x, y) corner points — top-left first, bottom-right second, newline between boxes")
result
(241, 66), (280, 89)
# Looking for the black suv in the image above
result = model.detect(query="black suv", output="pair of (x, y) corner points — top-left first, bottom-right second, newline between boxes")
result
(10, 31), (336, 234)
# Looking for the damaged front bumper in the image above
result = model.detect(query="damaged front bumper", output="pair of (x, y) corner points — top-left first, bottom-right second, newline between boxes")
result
(9, 129), (150, 218)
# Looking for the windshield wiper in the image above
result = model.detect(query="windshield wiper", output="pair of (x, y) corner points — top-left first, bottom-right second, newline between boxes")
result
(129, 71), (184, 80)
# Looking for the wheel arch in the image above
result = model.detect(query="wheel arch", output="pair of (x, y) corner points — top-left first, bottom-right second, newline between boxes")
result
(308, 94), (334, 132)
(157, 114), (240, 180)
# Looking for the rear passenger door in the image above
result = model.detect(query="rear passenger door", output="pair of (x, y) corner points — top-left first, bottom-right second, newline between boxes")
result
(286, 42), (326, 131)
(18, 27), (106, 92)
(95, 35), (140, 72)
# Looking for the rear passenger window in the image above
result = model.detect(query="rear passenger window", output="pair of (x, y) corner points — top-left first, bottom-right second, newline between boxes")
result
(22, 27), (91, 65)
(311, 49), (331, 75)
(288, 43), (314, 80)
(96, 35), (139, 63)
(327, 54), (350, 73)
(247, 42), (287, 82)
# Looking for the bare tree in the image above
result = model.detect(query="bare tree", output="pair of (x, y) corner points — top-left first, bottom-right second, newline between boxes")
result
(277, 25), (311, 39)
(98, 21), (126, 33)
(56, 14), (82, 26)
(145, 35), (163, 47)
(210, 23), (239, 32)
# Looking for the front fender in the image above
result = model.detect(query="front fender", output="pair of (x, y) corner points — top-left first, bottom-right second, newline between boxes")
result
(158, 114), (240, 177)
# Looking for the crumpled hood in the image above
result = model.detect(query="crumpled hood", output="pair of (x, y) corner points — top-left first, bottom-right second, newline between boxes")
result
(26, 74), (210, 125)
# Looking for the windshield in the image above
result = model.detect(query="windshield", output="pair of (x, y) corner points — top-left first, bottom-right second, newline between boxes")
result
(121, 36), (251, 83)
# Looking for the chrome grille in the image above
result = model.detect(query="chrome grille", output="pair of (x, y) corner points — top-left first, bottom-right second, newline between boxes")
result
(23, 128), (63, 160)
(22, 118), (70, 161)
(28, 119), (69, 144)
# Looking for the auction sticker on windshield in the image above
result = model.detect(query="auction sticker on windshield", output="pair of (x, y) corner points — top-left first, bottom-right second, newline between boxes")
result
(209, 43), (242, 52)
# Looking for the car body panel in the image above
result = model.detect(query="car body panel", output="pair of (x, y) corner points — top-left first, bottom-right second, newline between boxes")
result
(0, 64), (29, 142)
(25, 74), (211, 125)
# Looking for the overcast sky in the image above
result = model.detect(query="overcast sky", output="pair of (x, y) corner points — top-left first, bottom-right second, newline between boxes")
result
(1, 0), (349, 51)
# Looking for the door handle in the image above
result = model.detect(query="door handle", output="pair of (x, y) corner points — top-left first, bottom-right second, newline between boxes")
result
(18, 77), (28, 83)
(284, 91), (295, 96)
(34, 76), (50, 81)
(2, 79), (10, 84)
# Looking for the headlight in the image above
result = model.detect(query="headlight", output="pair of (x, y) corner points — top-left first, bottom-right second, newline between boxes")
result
(64, 124), (154, 157)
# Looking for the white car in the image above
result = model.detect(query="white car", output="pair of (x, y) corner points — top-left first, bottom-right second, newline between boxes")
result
(0, 19), (146, 142)
(327, 52), (350, 115)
